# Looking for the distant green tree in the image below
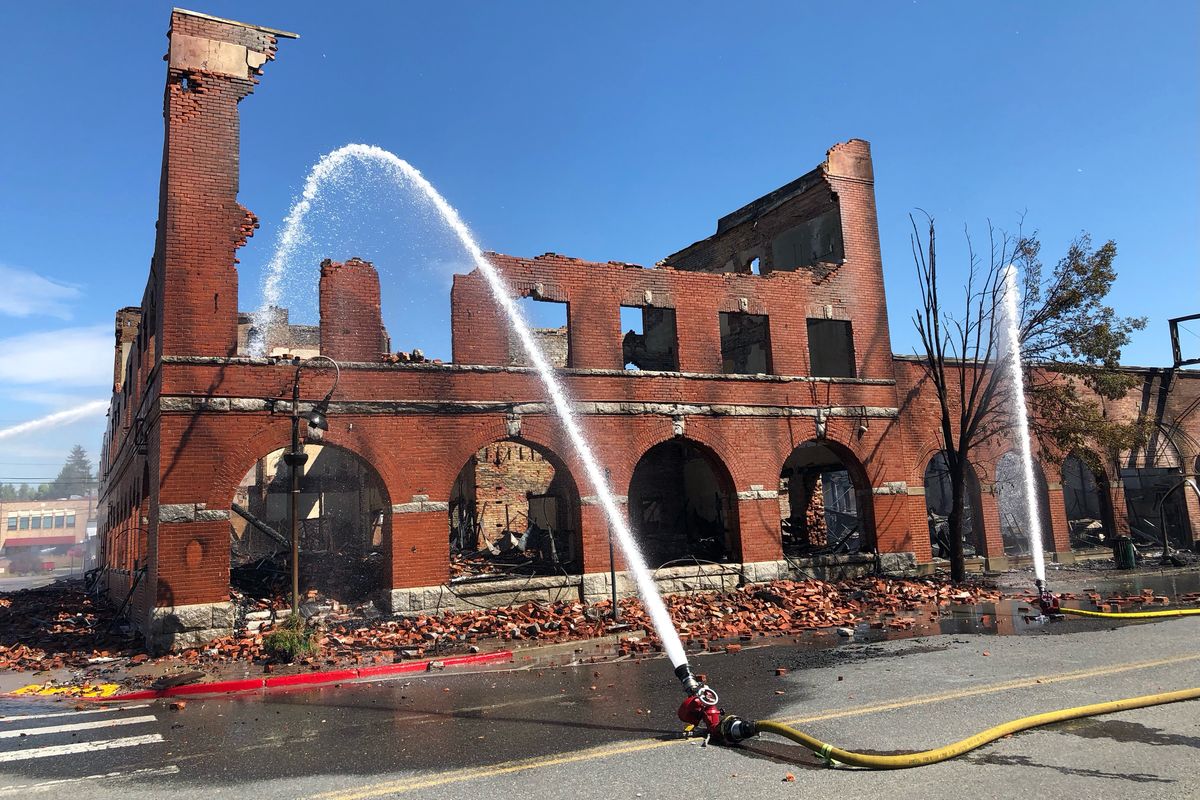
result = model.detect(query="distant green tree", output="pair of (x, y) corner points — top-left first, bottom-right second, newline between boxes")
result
(0, 484), (15, 501)
(47, 445), (96, 499)
(15, 484), (33, 501)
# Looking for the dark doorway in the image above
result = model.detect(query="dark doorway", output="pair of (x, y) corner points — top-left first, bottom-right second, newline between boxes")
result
(1062, 454), (1115, 550)
(628, 439), (737, 567)
(923, 451), (983, 559)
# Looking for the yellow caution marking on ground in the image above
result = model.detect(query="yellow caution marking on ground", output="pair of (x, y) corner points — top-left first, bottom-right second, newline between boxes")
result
(10, 683), (120, 698)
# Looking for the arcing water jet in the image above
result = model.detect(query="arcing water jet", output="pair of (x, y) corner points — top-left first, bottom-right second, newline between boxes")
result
(253, 144), (704, 696)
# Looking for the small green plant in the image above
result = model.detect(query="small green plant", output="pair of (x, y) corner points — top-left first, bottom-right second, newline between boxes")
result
(263, 613), (317, 662)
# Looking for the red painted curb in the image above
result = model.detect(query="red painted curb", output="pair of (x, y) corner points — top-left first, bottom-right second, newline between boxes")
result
(265, 669), (358, 689)
(91, 649), (514, 702)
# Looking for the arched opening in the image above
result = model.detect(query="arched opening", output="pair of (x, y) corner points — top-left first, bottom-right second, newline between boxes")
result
(1062, 453), (1115, 550)
(448, 439), (582, 578)
(628, 439), (737, 566)
(1120, 433), (1192, 550)
(923, 451), (984, 559)
(230, 444), (389, 606)
(779, 441), (871, 555)
(994, 452), (1053, 556)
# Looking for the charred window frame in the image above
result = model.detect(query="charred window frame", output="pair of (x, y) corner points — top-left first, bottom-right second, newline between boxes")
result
(718, 311), (772, 375)
(806, 318), (856, 378)
(621, 306), (679, 371)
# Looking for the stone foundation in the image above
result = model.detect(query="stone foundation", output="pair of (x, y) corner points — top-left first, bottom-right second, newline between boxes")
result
(146, 601), (236, 653)
(387, 555), (896, 614)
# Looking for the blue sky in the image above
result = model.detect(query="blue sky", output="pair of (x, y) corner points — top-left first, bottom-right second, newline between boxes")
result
(0, 1), (1196, 483)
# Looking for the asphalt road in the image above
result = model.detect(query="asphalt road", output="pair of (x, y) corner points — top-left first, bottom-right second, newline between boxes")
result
(1, 613), (1198, 799)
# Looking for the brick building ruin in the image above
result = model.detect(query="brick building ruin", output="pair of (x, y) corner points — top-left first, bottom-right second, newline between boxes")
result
(99, 9), (1200, 650)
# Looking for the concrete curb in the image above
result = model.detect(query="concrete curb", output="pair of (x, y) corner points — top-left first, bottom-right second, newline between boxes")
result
(92, 650), (514, 702)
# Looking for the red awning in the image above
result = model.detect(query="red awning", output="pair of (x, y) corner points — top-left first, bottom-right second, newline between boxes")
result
(3, 536), (77, 547)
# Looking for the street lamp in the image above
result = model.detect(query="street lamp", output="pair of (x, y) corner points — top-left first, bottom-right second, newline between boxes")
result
(604, 468), (620, 623)
(281, 355), (340, 616)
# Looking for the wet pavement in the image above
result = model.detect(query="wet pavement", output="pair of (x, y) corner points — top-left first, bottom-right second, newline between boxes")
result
(1, 598), (1198, 799)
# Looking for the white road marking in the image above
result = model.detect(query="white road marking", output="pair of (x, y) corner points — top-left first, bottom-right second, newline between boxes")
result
(0, 765), (180, 795)
(0, 704), (151, 723)
(0, 733), (164, 762)
(0, 714), (157, 739)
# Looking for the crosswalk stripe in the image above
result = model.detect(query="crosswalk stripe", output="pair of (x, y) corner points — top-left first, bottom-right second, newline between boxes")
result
(0, 714), (157, 739)
(0, 704), (150, 724)
(0, 765), (180, 796)
(0, 733), (164, 763)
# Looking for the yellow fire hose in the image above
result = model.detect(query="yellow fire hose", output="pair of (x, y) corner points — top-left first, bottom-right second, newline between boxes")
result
(1058, 606), (1200, 619)
(750, 686), (1200, 769)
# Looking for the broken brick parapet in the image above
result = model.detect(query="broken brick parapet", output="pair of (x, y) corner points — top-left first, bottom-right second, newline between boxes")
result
(319, 258), (389, 362)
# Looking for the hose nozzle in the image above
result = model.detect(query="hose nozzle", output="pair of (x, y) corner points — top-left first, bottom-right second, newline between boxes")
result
(1035, 578), (1060, 615)
(674, 664), (703, 696)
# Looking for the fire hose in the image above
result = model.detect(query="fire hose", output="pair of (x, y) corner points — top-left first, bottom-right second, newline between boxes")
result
(714, 687), (1200, 768)
(1058, 606), (1200, 619)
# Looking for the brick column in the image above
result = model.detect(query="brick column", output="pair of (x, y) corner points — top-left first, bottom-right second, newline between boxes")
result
(157, 10), (292, 358)
(319, 258), (387, 361)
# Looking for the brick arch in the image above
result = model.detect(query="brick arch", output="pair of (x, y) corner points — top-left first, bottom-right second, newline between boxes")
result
(446, 426), (587, 575)
(210, 419), (398, 515)
(625, 423), (745, 489)
(442, 417), (594, 497)
(448, 430), (585, 503)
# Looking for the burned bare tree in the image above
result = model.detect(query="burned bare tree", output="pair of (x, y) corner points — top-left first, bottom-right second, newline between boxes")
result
(912, 215), (1145, 581)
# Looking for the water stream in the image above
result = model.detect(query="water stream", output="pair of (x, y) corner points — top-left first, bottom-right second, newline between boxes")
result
(251, 144), (690, 670)
(0, 400), (110, 442)
(998, 264), (1046, 582)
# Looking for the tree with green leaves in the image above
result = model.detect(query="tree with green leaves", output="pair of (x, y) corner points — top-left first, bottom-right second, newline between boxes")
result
(912, 215), (1146, 582)
(47, 445), (96, 499)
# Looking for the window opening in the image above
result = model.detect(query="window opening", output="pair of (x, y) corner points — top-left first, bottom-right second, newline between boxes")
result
(621, 306), (679, 371)
(770, 208), (845, 271)
(512, 297), (569, 368)
(807, 318), (856, 377)
(718, 311), (771, 374)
